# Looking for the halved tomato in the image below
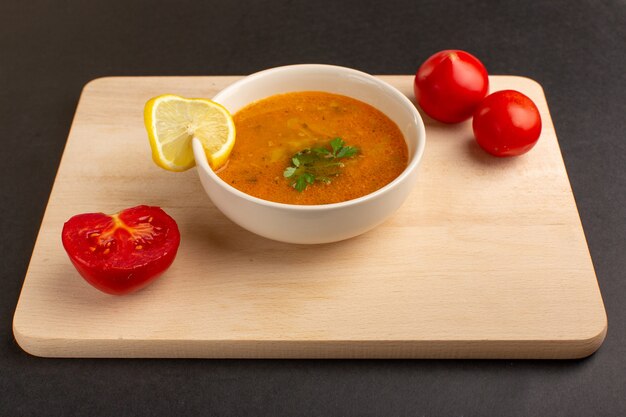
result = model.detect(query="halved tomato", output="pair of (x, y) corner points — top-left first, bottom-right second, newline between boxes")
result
(61, 205), (180, 295)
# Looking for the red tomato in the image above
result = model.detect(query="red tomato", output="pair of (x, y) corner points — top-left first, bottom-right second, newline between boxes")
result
(61, 205), (180, 295)
(472, 90), (542, 157)
(414, 50), (489, 123)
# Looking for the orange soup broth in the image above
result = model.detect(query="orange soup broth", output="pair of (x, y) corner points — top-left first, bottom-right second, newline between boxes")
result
(217, 91), (408, 205)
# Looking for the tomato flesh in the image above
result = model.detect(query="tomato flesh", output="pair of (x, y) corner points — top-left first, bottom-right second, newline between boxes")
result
(472, 90), (542, 157)
(414, 50), (489, 123)
(62, 205), (180, 295)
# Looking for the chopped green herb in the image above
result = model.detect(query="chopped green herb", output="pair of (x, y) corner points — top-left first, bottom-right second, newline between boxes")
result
(283, 137), (359, 192)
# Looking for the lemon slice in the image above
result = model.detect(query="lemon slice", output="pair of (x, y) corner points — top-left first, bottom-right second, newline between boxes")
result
(144, 94), (235, 171)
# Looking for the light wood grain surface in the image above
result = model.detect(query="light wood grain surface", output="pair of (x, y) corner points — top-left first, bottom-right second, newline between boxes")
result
(12, 75), (607, 359)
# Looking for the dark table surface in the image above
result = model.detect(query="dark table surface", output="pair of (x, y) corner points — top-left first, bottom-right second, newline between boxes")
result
(2, 0), (625, 415)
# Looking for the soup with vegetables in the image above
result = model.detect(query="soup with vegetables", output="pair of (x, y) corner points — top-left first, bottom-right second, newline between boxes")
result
(217, 91), (408, 205)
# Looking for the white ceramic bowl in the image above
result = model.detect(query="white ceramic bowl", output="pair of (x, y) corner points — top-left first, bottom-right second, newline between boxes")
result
(192, 64), (425, 244)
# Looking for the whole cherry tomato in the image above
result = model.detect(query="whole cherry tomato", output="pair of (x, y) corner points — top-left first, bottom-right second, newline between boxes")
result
(472, 90), (542, 157)
(414, 50), (489, 123)
(62, 205), (180, 295)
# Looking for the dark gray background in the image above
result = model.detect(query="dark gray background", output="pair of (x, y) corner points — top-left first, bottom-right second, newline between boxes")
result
(2, 0), (625, 415)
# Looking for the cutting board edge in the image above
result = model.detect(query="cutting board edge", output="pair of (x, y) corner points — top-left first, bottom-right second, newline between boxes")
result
(13, 315), (607, 359)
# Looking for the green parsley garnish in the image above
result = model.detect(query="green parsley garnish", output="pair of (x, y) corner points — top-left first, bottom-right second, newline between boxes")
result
(283, 137), (359, 192)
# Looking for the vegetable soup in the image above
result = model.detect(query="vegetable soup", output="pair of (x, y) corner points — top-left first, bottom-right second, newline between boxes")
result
(216, 91), (408, 205)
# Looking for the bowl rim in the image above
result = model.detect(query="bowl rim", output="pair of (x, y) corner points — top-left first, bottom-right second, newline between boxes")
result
(193, 63), (426, 212)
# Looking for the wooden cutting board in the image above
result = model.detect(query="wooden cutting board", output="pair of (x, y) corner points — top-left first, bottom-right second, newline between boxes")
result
(13, 75), (607, 359)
